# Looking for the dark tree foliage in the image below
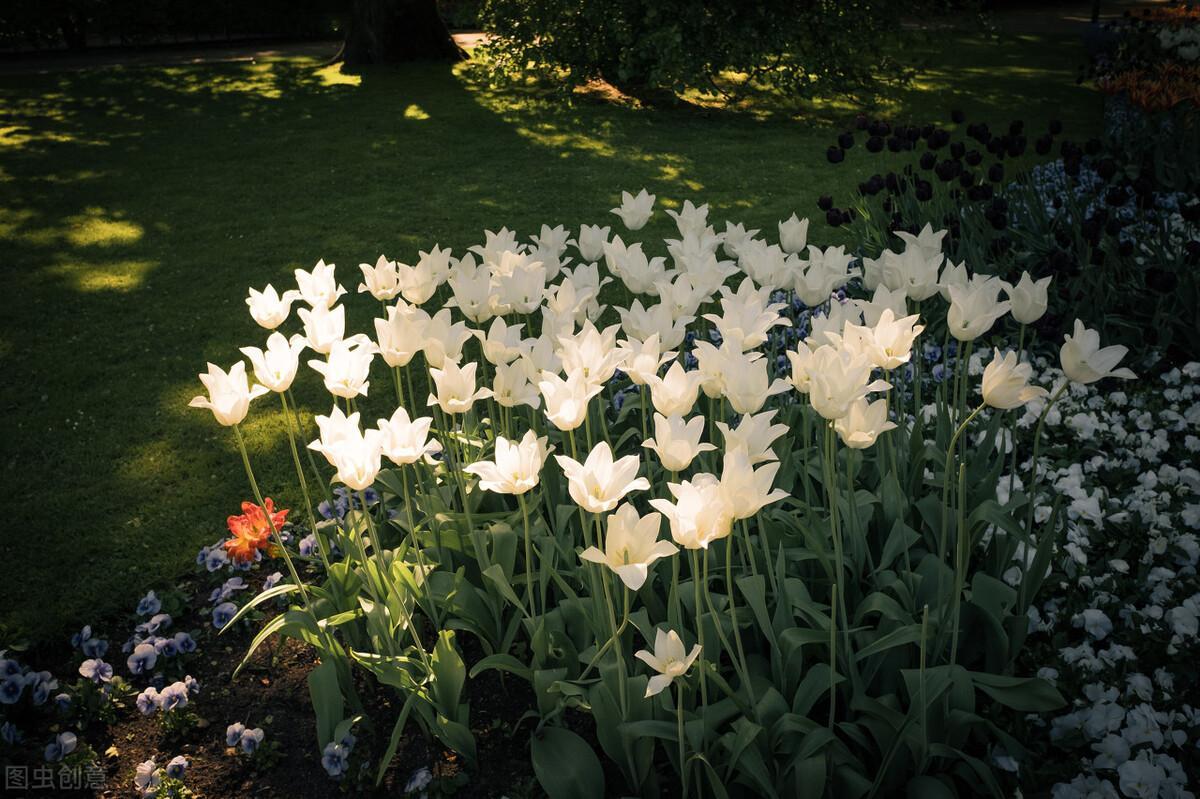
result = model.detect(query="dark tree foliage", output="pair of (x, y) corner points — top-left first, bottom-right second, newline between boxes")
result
(477, 0), (954, 99)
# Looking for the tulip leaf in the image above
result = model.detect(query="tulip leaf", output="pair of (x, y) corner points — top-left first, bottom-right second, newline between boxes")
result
(376, 693), (417, 786)
(531, 726), (605, 799)
(307, 659), (343, 749)
(219, 583), (301, 632)
(968, 672), (1066, 712)
(430, 630), (466, 714)
(855, 624), (923, 661)
(233, 609), (317, 679)
(468, 652), (531, 681)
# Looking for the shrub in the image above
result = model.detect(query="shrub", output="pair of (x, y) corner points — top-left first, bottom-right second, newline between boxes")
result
(475, 0), (951, 100)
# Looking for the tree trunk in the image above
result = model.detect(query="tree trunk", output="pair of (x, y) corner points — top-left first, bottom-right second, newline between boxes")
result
(57, 12), (87, 52)
(338, 0), (465, 65)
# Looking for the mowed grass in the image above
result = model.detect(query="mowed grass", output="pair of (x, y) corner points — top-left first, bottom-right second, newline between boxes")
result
(0, 31), (1099, 643)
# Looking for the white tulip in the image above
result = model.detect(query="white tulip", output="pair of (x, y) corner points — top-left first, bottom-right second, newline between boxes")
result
(539, 369), (601, 431)
(294, 259), (346, 310)
(635, 628), (702, 698)
(580, 505), (676, 591)
(716, 410), (789, 464)
(947, 278), (1010, 342)
(239, 332), (307, 393)
(647, 361), (705, 417)
(778, 213), (810, 254)
(358, 255), (401, 301)
(834, 398), (897, 449)
(610, 188), (656, 230)
(642, 413), (715, 472)
(376, 407), (440, 466)
(575, 224), (611, 262)
(188, 362), (268, 427)
(556, 442), (651, 514)
(1060, 320), (1137, 385)
(308, 336), (374, 399)
(1006, 272), (1052, 325)
(374, 301), (429, 368)
(649, 473), (734, 550)
(427, 361), (491, 415)
(298, 303), (345, 355)
(246, 284), (301, 329)
(464, 430), (551, 495)
(981, 348), (1049, 409)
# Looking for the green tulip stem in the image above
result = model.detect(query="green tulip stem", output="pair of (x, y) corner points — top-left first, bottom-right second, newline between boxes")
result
(676, 681), (689, 799)
(936, 402), (984, 660)
(1025, 380), (1070, 538)
(401, 465), (441, 628)
(578, 586), (630, 681)
(284, 388), (334, 509)
(689, 549), (708, 705)
(518, 492), (536, 619)
(278, 392), (333, 576)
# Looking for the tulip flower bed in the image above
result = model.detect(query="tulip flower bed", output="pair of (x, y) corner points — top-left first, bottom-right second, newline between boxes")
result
(186, 193), (1163, 797)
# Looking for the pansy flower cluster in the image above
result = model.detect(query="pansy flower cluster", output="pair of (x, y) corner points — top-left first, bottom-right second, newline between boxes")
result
(998, 361), (1200, 797)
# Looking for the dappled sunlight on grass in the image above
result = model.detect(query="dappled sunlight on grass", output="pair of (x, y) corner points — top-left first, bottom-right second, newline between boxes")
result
(48, 258), (157, 292)
(65, 207), (143, 247)
(315, 62), (362, 88)
(404, 103), (431, 120)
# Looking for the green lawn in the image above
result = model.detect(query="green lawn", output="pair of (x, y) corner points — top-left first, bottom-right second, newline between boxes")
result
(0, 31), (1100, 644)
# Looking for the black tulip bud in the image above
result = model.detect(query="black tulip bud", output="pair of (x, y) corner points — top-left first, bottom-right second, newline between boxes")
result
(826, 208), (845, 227)
(838, 131), (855, 149)
(988, 163), (1005, 183)
(855, 114), (869, 130)
(826, 146), (845, 164)
(965, 149), (983, 166)
(866, 136), (884, 153)
(950, 141), (966, 159)
(887, 137), (903, 153)
(920, 151), (937, 170)
(915, 180), (933, 202)
(817, 194), (834, 211)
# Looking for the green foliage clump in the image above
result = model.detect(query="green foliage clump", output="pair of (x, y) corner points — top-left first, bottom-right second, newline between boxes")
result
(476, 0), (954, 100)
